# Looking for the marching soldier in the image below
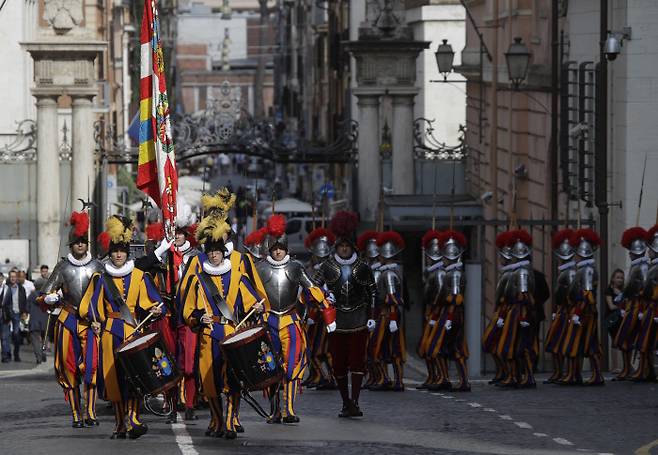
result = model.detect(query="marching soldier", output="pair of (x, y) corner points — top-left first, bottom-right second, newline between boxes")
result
(181, 215), (263, 439)
(613, 227), (648, 381)
(356, 230), (386, 390)
(482, 231), (513, 385)
(561, 228), (605, 386)
(79, 215), (165, 439)
(636, 224), (658, 381)
(497, 229), (537, 388)
(303, 227), (336, 390)
(314, 211), (377, 417)
(371, 231), (407, 391)
(256, 215), (334, 424)
(39, 211), (104, 428)
(543, 229), (575, 384)
(427, 230), (470, 392)
(417, 230), (444, 389)
(614, 227), (650, 381)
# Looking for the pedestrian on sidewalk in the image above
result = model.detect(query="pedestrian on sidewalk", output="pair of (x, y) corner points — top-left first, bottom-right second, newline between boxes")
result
(1, 270), (28, 362)
(26, 292), (48, 364)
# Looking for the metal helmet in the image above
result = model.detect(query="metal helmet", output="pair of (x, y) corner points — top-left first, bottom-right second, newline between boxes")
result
(495, 231), (512, 261)
(648, 225), (658, 254)
(357, 231), (380, 259)
(306, 228), (335, 259)
(365, 238), (379, 259)
(621, 227), (648, 256)
(575, 239), (594, 258)
(266, 214), (288, 252)
(377, 231), (405, 259)
(441, 230), (467, 261)
(498, 245), (513, 261)
(554, 240), (574, 260)
(425, 238), (442, 261)
(68, 211), (90, 245)
(509, 229), (532, 260)
(571, 228), (600, 259)
(244, 228), (267, 259)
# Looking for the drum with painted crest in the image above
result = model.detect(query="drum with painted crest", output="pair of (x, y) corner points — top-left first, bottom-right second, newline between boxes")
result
(116, 331), (181, 396)
(221, 325), (282, 391)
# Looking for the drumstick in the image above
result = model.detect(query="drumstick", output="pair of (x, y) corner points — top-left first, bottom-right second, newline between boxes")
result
(133, 302), (165, 333)
(234, 299), (264, 331)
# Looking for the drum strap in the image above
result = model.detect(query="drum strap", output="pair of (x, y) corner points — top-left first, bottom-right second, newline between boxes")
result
(103, 273), (137, 327)
(198, 272), (236, 324)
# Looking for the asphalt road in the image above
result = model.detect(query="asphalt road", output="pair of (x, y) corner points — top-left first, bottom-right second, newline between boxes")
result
(1, 347), (657, 455)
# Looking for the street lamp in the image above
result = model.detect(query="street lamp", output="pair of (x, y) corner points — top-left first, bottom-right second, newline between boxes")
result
(434, 39), (455, 81)
(505, 37), (531, 89)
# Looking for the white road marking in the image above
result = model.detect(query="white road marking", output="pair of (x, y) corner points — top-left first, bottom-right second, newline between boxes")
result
(442, 395), (454, 399)
(514, 422), (533, 429)
(467, 402), (482, 408)
(498, 415), (513, 421)
(533, 433), (548, 437)
(172, 412), (199, 455)
(553, 437), (574, 446)
(483, 408), (496, 412)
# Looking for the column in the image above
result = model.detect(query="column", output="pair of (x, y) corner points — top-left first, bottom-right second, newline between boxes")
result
(36, 96), (61, 267)
(355, 92), (380, 221)
(391, 93), (416, 195)
(71, 96), (96, 209)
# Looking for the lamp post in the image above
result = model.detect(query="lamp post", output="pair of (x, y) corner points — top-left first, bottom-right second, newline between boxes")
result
(504, 37), (531, 89)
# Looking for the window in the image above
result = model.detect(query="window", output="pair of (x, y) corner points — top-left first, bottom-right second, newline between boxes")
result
(286, 219), (302, 235)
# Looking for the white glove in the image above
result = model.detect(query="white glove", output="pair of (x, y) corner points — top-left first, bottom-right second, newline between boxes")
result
(551, 313), (556, 321)
(389, 320), (398, 333)
(326, 321), (337, 333)
(367, 319), (376, 331)
(638, 312), (644, 321)
(307, 317), (315, 326)
(520, 321), (530, 328)
(653, 317), (658, 324)
(428, 319), (437, 327)
(154, 238), (174, 262)
(571, 315), (581, 325)
(620, 309), (626, 318)
(496, 318), (504, 328)
(44, 293), (60, 304)
(444, 320), (452, 331)
(327, 293), (336, 304)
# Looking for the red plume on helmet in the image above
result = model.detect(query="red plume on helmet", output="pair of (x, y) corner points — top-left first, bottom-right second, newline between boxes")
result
(97, 231), (111, 253)
(376, 231), (406, 249)
(145, 222), (164, 241)
(422, 229), (442, 249)
(440, 230), (467, 248)
(330, 211), (359, 240)
(509, 229), (532, 246)
(357, 230), (379, 251)
(69, 211), (89, 238)
(647, 224), (658, 240)
(495, 231), (512, 249)
(245, 227), (266, 247)
(305, 228), (336, 249)
(266, 214), (287, 237)
(187, 223), (199, 247)
(570, 228), (601, 247)
(551, 228), (574, 250)
(621, 226), (648, 249)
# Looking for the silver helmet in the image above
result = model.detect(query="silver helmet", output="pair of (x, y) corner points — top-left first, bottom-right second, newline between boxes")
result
(575, 239), (594, 258)
(509, 230), (532, 260)
(244, 228), (266, 259)
(365, 238), (380, 259)
(628, 239), (647, 256)
(378, 231), (405, 259)
(442, 237), (464, 261)
(266, 233), (288, 252)
(265, 214), (288, 252)
(310, 235), (333, 258)
(498, 246), (513, 261)
(621, 227), (648, 256)
(554, 239), (574, 260)
(648, 227), (658, 254)
(424, 238), (442, 261)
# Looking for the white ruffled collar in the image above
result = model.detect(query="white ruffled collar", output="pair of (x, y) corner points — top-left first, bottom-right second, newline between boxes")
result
(379, 263), (399, 272)
(176, 240), (191, 253)
(577, 258), (595, 269)
(202, 259), (231, 276)
(651, 257), (658, 265)
(426, 261), (444, 273)
(67, 252), (92, 267)
(558, 260), (576, 272)
(335, 252), (357, 265)
(630, 256), (648, 266)
(105, 260), (135, 277)
(499, 263), (516, 273)
(267, 254), (291, 267)
(445, 261), (463, 272)
(370, 261), (381, 271)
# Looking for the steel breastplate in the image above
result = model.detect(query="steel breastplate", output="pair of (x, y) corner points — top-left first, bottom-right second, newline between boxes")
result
(60, 259), (104, 308)
(258, 262), (299, 313)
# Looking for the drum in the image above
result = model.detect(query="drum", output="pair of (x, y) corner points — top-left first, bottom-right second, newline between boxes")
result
(116, 332), (181, 397)
(221, 325), (282, 391)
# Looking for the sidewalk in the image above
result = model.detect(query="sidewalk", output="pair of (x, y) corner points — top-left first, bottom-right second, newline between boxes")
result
(0, 342), (53, 378)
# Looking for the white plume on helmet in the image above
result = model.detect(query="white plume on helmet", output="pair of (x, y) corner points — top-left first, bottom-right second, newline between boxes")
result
(176, 195), (197, 228)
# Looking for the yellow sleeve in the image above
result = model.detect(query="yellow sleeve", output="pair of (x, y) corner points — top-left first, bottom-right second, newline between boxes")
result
(307, 286), (329, 309)
(182, 275), (202, 326)
(79, 273), (105, 323)
(137, 275), (159, 312)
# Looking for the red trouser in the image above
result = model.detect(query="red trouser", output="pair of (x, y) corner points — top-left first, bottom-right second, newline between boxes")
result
(328, 329), (369, 377)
